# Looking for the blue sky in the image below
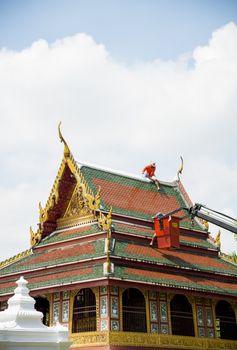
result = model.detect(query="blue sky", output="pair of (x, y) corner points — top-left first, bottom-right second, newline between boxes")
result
(0, 1), (237, 259)
(1, 0), (237, 62)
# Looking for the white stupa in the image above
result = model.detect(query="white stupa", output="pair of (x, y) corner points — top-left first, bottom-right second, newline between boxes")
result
(0, 276), (71, 350)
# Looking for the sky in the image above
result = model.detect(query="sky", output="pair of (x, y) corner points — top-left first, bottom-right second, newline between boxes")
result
(0, 0), (237, 260)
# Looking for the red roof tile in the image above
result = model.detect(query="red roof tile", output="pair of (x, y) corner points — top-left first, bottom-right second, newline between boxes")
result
(94, 178), (183, 217)
(18, 243), (95, 266)
(0, 267), (93, 291)
(125, 267), (237, 292)
(125, 244), (236, 271)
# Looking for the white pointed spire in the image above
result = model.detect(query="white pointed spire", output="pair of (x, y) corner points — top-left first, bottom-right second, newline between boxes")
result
(0, 276), (44, 329)
(0, 276), (71, 349)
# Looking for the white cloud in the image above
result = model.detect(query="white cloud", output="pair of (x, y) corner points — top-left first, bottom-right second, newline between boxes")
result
(0, 23), (237, 260)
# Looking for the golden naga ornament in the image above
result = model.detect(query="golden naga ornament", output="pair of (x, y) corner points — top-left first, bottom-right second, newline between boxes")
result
(85, 186), (101, 211)
(30, 226), (42, 246)
(177, 156), (184, 180)
(98, 207), (112, 231)
(215, 230), (221, 248)
(58, 121), (70, 158)
(201, 219), (209, 231)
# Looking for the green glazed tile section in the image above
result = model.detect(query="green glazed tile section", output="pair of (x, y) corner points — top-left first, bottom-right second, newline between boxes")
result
(113, 223), (214, 250)
(27, 264), (104, 290)
(113, 223), (153, 237)
(0, 240), (106, 276)
(180, 239), (217, 250)
(38, 224), (102, 246)
(113, 241), (237, 277)
(0, 265), (104, 296)
(80, 166), (204, 231)
(81, 166), (158, 193)
(114, 265), (237, 297)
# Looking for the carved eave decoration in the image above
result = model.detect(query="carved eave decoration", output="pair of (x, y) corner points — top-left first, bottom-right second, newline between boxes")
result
(0, 248), (32, 270)
(98, 207), (112, 231)
(30, 123), (102, 246)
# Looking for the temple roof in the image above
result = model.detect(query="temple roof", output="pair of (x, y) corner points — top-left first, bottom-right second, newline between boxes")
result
(0, 127), (236, 301)
(0, 218), (236, 298)
(79, 165), (203, 231)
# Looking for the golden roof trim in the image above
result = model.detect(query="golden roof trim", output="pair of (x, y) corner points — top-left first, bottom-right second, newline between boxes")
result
(30, 124), (102, 246)
(220, 251), (237, 266)
(0, 248), (32, 270)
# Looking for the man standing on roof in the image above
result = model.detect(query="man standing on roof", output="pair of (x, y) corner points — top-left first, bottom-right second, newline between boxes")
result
(142, 162), (160, 190)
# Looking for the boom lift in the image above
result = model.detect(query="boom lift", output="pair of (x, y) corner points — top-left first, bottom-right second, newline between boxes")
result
(153, 203), (237, 249)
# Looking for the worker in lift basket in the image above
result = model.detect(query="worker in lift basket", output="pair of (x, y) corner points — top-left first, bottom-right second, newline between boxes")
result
(142, 162), (160, 190)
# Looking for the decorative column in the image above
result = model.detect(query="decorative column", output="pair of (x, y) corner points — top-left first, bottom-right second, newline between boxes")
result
(195, 297), (215, 338)
(188, 296), (198, 337)
(148, 290), (170, 334)
(51, 290), (70, 326)
(110, 286), (120, 331)
(99, 285), (120, 331)
(234, 302), (237, 324)
(148, 290), (159, 333)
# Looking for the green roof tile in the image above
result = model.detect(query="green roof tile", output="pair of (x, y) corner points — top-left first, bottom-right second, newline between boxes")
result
(38, 224), (102, 246)
(113, 241), (237, 277)
(0, 240), (105, 276)
(80, 166), (204, 231)
(0, 265), (104, 295)
(113, 265), (237, 297)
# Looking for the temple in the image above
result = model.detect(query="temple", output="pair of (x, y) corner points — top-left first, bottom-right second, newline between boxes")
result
(0, 126), (237, 350)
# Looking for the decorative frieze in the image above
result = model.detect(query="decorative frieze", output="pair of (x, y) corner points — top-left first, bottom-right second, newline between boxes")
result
(70, 331), (237, 349)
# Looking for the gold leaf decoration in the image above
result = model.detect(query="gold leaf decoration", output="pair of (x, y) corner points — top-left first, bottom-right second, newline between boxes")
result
(30, 226), (42, 247)
(64, 184), (91, 218)
(98, 207), (112, 231)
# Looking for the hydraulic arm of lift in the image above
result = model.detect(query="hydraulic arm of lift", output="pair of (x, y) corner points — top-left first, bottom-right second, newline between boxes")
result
(155, 203), (237, 234)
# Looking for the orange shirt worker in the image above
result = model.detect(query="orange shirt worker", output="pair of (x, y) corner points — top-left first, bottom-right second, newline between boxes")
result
(142, 162), (160, 190)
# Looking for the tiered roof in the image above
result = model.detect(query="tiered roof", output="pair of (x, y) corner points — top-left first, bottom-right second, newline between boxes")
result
(0, 127), (237, 302)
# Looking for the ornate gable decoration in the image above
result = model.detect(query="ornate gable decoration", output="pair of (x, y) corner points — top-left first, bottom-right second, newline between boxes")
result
(64, 184), (91, 218)
(57, 182), (101, 229)
(30, 123), (101, 245)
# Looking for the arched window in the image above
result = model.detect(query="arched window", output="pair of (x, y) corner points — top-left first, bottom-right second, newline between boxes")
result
(216, 300), (237, 340)
(122, 288), (147, 332)
(72, 288), (96, 333)
(171, 294), (194, 336)
(34, 296), (50, 326)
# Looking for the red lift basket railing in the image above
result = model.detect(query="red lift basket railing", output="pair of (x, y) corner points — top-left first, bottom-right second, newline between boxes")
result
(154, 215), (181, 249)
(153, 203), (237, 250)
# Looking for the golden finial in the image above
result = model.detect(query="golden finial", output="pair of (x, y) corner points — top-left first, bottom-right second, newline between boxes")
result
(215, 230), (221, 249)
(30, 226), (35, 246)
(39, 202), (44, 223)
(201, 219), (209, 231)
(177, 156), (184, 180)
(58, 122), (70, 158)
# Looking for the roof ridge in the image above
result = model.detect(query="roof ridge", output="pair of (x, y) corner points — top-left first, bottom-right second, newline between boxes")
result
(77, 160), (177, 187)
